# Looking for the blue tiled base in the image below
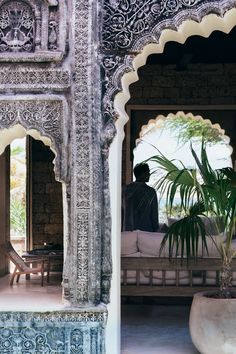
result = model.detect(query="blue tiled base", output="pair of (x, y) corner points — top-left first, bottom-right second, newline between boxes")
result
(0, 310), (107, 353)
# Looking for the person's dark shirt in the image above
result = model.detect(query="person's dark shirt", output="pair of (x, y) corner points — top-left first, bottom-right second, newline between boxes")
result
(122, 181), (159, 232)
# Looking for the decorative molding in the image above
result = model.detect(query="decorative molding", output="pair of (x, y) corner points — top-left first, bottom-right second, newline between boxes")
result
(101, 54), (134, 125)
(63, 0), (95, 305)
(64, 0), (112, 306)
(0, 68), (71, 91)
(0, 95), (68, 182)
(0, 310), (107, 323)
(102, 0), (236, 52)
(0, 310), (107, 354)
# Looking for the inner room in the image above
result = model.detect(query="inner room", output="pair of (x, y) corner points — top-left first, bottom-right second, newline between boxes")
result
(0, 133), (64, 311)
(121, 26), (236, 354)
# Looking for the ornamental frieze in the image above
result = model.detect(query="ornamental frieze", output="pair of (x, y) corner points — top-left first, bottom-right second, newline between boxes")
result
(0, 310), (107, 354)
(0, 68), (71, 91)
(0, 95), (68, 182)
(102, 0), (236, 52)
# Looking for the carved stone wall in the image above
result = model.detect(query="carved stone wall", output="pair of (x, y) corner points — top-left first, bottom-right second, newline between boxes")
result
(0, 96), (68, 182)
(0, 0), (67, 62)
(0, 0), (235, 352)
(0, 310), (107, 354)
(101, 0), (236, 129)
(102, 0), (236, 52)
(0, 67), (71, 92)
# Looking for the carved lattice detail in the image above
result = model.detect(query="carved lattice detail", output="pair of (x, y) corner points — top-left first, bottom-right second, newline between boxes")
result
(0, 100), (62, 142)
(0, 327), (65, 353)
(102, 0), (236, 51)
(0, 68), (71, 91)
(0, 311), (107, 354)
(0, 97), (68, 182)
(0, 1), (35, 52)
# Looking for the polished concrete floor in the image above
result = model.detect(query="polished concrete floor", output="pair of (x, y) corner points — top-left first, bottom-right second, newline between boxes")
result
(0, 273), (64, 311)
(121, 304), (200, 354)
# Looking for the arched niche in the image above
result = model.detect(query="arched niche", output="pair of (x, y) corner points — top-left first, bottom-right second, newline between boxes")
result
(103, 8), (236, 354)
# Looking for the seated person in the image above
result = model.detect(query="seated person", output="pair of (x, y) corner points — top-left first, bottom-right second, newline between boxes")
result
(122, 163), (159, 232)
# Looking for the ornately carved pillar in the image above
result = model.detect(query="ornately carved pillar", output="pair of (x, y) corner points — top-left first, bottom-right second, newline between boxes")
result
(63, 0), (109, 306)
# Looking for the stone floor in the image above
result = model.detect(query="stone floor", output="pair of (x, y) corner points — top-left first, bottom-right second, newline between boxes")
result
(0, 273), (64, 311)
(121, 304), (200, 354)
(1, 275), (200, 353)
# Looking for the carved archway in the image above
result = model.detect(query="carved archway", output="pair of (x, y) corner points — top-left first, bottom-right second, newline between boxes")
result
(101, 7), (236, 353)
(0, 95), (69, 295)
(0, 95), (68, 182)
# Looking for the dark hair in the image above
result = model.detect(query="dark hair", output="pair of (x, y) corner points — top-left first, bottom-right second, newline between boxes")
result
(133, 163), (150, 179)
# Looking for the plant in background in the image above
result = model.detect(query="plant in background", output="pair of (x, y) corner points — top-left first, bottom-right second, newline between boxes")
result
(147, 143), (236, 298)
(10, 197), (26, 236)
(163, 114), (223, 145)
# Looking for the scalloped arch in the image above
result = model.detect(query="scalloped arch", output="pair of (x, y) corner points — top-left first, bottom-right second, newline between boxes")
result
(0, 123), (60, 176)
(0, 124), (55, 155)
(135, 111), (233, 163)
(113, 7), (236, 128)
(138, 111), (229, 143)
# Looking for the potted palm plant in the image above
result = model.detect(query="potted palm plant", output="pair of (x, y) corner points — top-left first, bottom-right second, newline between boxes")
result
(147, 143), (236, 354)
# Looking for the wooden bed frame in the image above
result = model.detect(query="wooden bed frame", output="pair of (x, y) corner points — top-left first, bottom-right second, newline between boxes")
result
(121, 257), (236, 297)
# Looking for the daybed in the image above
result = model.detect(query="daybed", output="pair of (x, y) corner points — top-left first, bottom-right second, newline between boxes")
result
(121, 231), (236, 296)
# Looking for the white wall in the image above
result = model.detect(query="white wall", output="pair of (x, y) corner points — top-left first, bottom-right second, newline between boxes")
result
(105, 124), (124, 354)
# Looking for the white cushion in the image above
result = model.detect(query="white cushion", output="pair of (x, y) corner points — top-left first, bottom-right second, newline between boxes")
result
(121, 231), (138, 256)
(204, 236), (223, 258)
(122, 252), (140, 258)
(137, 231), (166, 256)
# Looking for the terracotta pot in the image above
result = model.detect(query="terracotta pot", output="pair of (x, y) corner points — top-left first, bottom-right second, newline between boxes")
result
(190, 291), (236, 354)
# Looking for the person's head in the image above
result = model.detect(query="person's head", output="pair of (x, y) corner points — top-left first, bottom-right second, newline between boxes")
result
(133, 163), (150, 182)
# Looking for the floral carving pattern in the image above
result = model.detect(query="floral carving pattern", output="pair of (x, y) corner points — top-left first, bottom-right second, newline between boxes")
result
(63, 0), (94, 305)
(0, 327), (64, 353)
(0, 1), (35, 52)
(102, 0), (236, 51)
(0, 311), (107, 354)
(0, 97), (68, 182)
(0, 100), (62, 142)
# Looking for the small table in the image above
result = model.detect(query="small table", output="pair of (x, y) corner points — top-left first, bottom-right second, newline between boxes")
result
(22, 251), (63, 283)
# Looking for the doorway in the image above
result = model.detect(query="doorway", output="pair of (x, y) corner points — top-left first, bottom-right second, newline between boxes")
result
(0, 135), (63, 285)
(119, 25), (236, 354)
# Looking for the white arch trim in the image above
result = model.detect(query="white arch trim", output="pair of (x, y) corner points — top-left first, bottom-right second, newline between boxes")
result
(114, 8), (236, 128)
(138, 111), (227, 140)
(107, 7), (236, 354)
(0, 124), (55, 155)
